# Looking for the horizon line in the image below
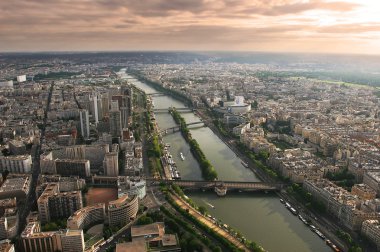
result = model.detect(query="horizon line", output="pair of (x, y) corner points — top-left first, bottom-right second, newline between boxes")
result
(1, 49), (380, 57)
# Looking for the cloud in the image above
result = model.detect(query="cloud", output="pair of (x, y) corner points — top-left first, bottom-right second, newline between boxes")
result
(0, 0), (378, 54)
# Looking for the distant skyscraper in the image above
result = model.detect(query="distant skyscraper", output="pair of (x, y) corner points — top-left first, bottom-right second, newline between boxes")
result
(110, 100), (119, 111)
(109, 109), (122, 138)
(103, 152), (119, 177)
(89, 94), (99, 124)
(120, 106), (129, 128)
(101, 94), (109, 118)
(111, 95), (123, 109)
(79, 109), (90, 139)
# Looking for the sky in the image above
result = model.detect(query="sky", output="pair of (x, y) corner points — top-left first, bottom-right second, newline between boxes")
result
(0, 0), (380, 54)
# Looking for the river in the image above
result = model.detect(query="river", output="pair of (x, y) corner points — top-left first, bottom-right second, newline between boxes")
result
(120, 70), (330, 252)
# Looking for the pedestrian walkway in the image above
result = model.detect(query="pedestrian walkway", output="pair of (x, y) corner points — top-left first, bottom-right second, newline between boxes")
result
(169, 192), (250, 251)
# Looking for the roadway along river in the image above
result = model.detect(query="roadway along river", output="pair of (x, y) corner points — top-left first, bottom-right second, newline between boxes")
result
(121, 70), (330, 252)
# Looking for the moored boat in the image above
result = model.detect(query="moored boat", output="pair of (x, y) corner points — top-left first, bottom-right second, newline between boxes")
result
(215, 183), (227, 196)
(241, 161), (249, 168)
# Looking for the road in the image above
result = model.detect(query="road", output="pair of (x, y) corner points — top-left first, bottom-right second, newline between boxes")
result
(169, 192), (250, 251)
(195, 108), (355, 252)
(17, 81), (55, 235)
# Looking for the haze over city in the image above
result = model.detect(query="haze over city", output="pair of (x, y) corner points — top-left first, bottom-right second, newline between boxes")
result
(1, 0), (380, 54)
(1, 1), (380, 252)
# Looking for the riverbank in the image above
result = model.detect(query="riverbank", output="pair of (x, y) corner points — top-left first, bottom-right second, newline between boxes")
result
(125, 71), (332, 252)
(170, 108), (217, 180)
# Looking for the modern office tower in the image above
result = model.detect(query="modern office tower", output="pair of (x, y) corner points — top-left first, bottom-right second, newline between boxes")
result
(67, 203), (106, 230)
(110, 100), (119, 111)
(55, 159), (90, 178)
(97, 94), (103, 120)
(37, 183), (83, 224)
(89, 94), (99, 124)
(79, 109), (90, 139)
(108, 194), (138, 227)
(120, 106), (129, 128)
(111, 95), (123, 109)
(109, 109), (122, 138)
(101, 94), (109, 118)
(65, 145), (85, 160)
(0, 155), (32, 173)
(103, 152), (119, 177)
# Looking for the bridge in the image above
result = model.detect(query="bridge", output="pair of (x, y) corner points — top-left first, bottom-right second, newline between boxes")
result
(153, 107), (193, 113)
(147, 92), (166, 97)
(155, 179), (285, 195)
(158, 121), (205, 135)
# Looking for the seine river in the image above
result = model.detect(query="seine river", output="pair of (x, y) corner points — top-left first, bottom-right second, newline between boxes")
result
(121, 70), (329, 252)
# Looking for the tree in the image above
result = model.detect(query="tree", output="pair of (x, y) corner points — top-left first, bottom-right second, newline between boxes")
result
(198, 206), (207, 215)
(136, 216), (153, 225)
(2, 170), (9, 181)
(251, 100), (258, 109)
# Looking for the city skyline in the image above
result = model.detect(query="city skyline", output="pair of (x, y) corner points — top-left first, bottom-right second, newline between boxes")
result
(1, 0), (380, 54)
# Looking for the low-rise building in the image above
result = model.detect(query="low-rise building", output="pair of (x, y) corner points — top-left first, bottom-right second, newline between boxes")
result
(363, 171), (380, 196)
(0, 176), (31, 200)
(37, 183), (83, 224)
(0, 239), (15, 252)
(361, 220), (380, 250)
(351, 184), (377, 200)
(108, 194), (138, 227)
(55, 159), (90, 178)
(118, 177), (146, 199)
(67, 203), (105, 230)
(8, 140), (26, 155)
(0, 155), (32, 173)
(21, 221), (85, 252)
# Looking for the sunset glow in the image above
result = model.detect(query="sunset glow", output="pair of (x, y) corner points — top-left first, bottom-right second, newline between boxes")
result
(1, 0), (379, 53)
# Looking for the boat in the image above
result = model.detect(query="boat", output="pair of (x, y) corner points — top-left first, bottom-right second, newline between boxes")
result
(280, 199), (285, 204)
(326, 240), (341, 252)
(215, 183), (227, 196)
(298, 215), (309, 225)
(315, 230), (325, 240)
(289, 207), (298, 215)
(180, 152), (185, 161)
(241, 161), (249, 168)
(204, 201), (215, 209)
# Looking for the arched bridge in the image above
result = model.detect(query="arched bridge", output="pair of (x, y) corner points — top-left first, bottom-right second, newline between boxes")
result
(153, 107), (194, 113)
(159, 121), (205, 135)
(154, 179), (285, 194)
(147, 92), (166, 97)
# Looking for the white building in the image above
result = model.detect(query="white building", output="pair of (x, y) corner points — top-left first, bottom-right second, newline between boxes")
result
(79, 109), (90, 139)
(0, 155), (32, 173)
(362, 220), (380, 250)
(118, 177), (146, 199)
(103, 152), (119, 177)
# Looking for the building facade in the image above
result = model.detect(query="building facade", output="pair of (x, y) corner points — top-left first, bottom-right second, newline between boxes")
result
(0, 155), (32, 173)
(108, 194), (138, 227)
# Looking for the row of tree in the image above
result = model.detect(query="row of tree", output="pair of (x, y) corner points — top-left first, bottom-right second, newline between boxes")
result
(171, 109), (217, 180)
